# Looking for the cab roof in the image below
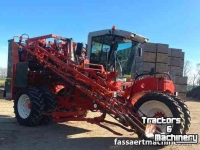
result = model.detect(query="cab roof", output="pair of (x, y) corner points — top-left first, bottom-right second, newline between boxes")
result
(88, 29), (149, 44)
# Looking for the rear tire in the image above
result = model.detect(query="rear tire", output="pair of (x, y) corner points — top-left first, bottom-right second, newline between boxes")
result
(14, 86), (45, 126)
(39, 87), (57, 124)
(133, 92), (185, 139)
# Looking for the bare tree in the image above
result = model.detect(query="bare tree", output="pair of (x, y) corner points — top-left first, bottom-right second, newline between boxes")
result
(192, 63), (200, 88)
(183, 60), (191, 77)
(192, 74), (198, 88)
(0, 67), (7, 79)
(196, 78), (200, 86)
(2, 68), (7, 78)
(196, 63), (200, 86)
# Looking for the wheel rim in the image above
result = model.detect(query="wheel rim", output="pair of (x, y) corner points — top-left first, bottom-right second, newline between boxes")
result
(17, 94), (31, 119)
(138, 100), (173, 134)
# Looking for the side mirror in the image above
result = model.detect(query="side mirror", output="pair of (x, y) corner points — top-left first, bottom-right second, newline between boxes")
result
(76, 43), (84, 56)
(138, 47), (142, 57)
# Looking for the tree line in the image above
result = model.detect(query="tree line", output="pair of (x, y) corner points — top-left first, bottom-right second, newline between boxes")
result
(183, 60), (200, 88)
(0, 67), (7, 79)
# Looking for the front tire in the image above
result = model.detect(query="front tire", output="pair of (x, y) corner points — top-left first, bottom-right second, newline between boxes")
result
(14, 87), (45, 126)
(133, 92), (185, 139)
(38, 87), (57, 124)
(167, 94), (191, 134)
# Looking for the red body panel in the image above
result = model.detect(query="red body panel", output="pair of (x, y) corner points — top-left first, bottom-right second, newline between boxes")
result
(132, 77), (174, 94)
(123, 77), (174, 104)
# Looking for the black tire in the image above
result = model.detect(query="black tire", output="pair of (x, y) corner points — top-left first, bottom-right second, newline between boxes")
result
(133, 92), (185, 139)
(14, 86), (45, 126)
(167, 94), (191, 134)
(38, 87), (57, 124)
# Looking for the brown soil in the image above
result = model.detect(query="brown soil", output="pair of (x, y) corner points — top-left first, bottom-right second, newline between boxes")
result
(0, 99), (199, 150)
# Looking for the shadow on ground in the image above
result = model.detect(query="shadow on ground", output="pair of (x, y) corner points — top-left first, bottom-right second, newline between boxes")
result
(0, 115), (16, 123)
(0, 115), (164, 150)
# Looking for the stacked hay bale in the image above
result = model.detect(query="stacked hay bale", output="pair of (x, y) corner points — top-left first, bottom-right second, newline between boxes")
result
(168, 48), (187, 99)
(134, 43), (187, 99)
(135, 43), (169, 74)
(141, 43), (168, 73)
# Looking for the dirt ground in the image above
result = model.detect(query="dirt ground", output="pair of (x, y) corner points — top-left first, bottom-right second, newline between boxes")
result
(0, 98), (199, 150)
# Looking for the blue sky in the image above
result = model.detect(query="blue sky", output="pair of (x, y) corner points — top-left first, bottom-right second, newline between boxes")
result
(0, 0), (199, 70)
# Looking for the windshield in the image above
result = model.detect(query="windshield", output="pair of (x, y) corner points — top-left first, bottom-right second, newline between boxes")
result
(90, 35), (139, 77)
